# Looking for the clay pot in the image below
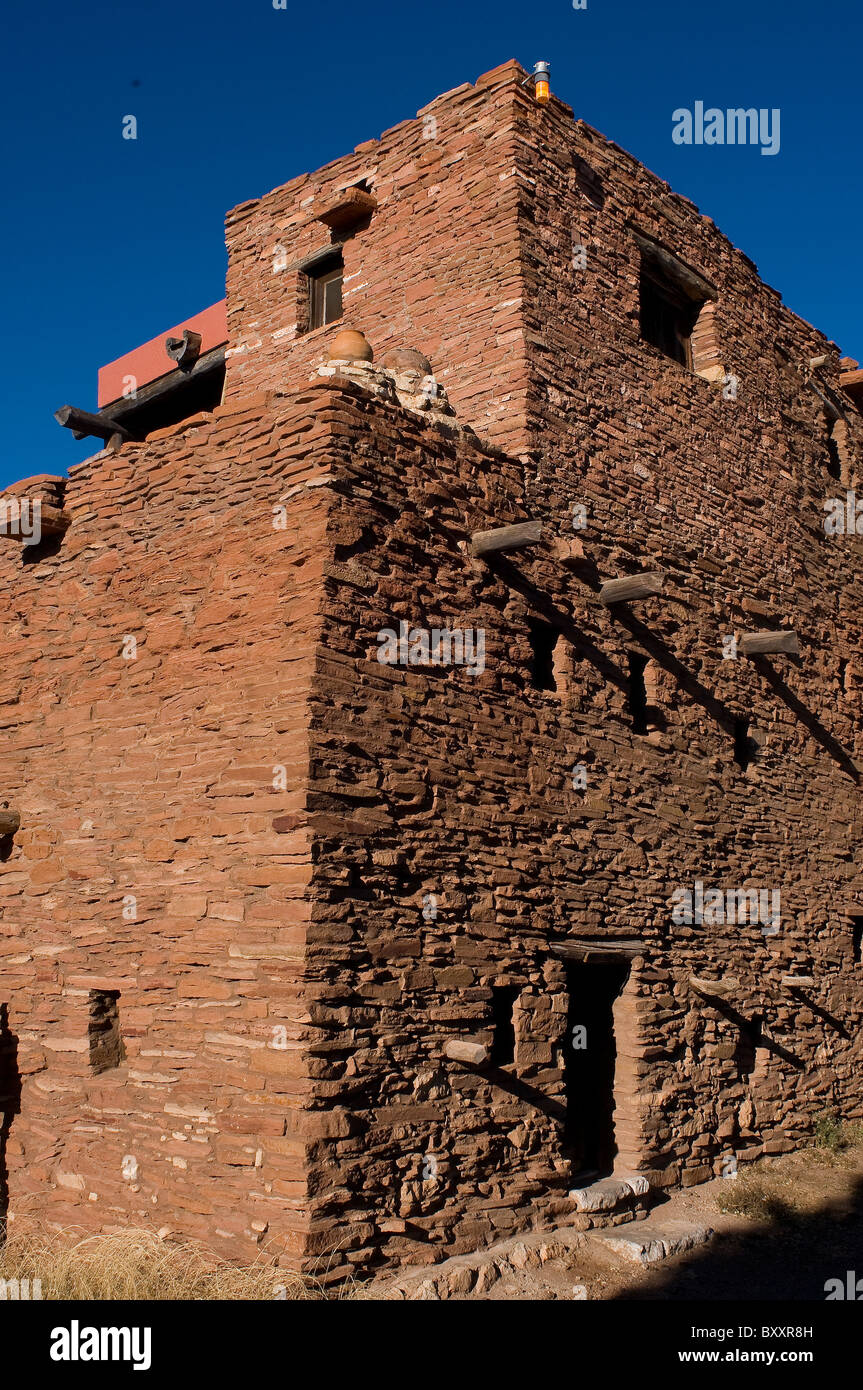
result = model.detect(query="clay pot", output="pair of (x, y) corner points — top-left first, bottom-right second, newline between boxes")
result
(381, 348), (433, 375)
(328, 329), (374, 363)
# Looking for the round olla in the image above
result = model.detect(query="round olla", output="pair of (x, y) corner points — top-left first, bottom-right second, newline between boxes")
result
(381, 348), (433, 375)
(327, 329), (374, 363)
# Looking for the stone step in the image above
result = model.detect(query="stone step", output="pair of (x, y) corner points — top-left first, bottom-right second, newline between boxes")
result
(568, 1170), (650, 1213)
(590, 1218), (714, 1265)
(370, 1228), (585, 1300)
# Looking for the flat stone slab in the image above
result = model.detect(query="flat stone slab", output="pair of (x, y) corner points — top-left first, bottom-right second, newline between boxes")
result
(568, 1171), (650, 1213)
(591, 1219), (714, 1265)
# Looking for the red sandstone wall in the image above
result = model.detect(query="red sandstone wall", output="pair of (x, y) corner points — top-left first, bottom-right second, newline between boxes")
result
(511, 82), (863, 1179)
(0, 389), (347, 1268)
(281, 356), (863, 1273)
(267, 82), (863, 1271)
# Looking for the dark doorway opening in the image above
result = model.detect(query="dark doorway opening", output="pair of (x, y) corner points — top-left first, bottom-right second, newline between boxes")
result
(852, 918), (863, 965)
(564, 959), (631, 1180)
(0, 1004), (22, 1241)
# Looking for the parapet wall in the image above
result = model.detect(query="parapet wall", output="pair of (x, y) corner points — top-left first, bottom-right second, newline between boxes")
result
(222, 62), (532, 456)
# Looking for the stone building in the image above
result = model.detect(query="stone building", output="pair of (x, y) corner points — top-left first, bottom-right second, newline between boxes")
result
(1, 60), (862, 1284)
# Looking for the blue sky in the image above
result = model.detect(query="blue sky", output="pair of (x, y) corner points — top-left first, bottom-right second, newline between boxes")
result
(2, 0), (859, 489)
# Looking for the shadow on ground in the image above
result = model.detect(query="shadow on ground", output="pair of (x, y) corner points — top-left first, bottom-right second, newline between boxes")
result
(611, 1171), (863, 1301)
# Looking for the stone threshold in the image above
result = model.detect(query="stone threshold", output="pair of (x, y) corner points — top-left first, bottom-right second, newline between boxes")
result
(589, 1218), (714, 1266)
(369, 1227), (587, 1301)
(568, 1169), (651, 1214)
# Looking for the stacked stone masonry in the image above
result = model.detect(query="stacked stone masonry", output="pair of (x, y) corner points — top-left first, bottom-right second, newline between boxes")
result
(1, 61), (861, 1284)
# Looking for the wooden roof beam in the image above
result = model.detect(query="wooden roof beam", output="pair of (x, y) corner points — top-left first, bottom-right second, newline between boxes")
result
(470, 521), (543, 558)
(689, 975), (740, 999)
(55, 405), (129, 448)
(444, 1038), (489, 1066)
(738, 630), (800, 657)
(600, 572), (664, 606)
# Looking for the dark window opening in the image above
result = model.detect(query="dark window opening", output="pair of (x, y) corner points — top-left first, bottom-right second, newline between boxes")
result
(528, 618), (560, 692)
(628, 653), (649, 734)
(852, 918), (863, 964)
(734, 717), (755, 770)
(88, 990), (125, 1073)
(489, 986), (520, 1067)
(308, 253), (344, 331)
(826, 429), (842, 483)
(639, 261), (701, 367)
(736, 1015), (762, 1080)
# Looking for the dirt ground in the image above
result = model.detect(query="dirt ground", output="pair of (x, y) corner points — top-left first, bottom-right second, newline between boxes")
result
(471, 1142), (863, 1301)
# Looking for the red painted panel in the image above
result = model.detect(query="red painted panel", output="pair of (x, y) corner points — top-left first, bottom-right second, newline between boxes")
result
(97, 300), (228, 407)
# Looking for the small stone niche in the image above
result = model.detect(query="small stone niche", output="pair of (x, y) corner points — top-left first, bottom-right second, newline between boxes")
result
(88, 990), (125, 1073)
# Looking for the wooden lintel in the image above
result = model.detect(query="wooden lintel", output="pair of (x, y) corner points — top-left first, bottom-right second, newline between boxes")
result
(599, 572), (664, 606)
(314, 187), (378, 231)
(55, 405), (130, 444)
(551, 940), (644, 963)
(629, 227), (718, 302)
(782, 974), (814, 988)
(444, 1038), (489, 1066)
(689, 975), (739, 999)
(470, 521), (543, 558)
(0, 810), (20, 836)
(738, 630), (799, 657)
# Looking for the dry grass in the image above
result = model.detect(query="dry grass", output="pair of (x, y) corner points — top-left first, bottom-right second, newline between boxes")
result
(811, 1115), (863, 1166)
(714, 1171), (801, 1222)
(715, 1123), (863, 1220)
(0, 1224), (331, 1301)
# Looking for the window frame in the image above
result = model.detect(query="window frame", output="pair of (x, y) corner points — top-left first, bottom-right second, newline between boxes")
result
(307, 254), (344, 331)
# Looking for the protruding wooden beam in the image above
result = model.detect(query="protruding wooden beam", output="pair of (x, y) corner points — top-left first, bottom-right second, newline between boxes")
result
(165, 329), (202, 371)
(600, 572), (664, 606)
(0, 810), (20, 836)
(782, 974), (814, 988)
(470, 521), (543, 558)
(443, 1038), (489, 1066)
(689, 975), (740, 999)
(738, 630), (799, 657)
(55, 406), (130, 445)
